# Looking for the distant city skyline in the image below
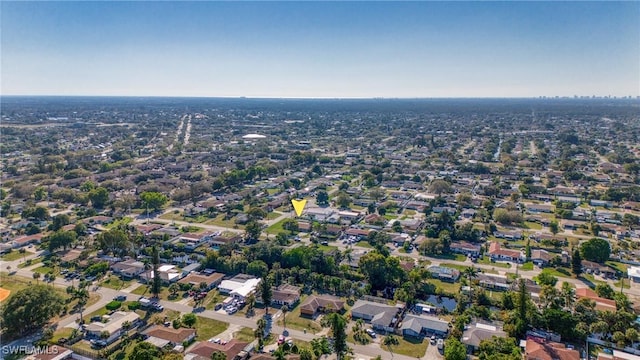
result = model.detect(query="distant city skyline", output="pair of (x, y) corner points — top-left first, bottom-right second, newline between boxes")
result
(1, 1), (638, 98)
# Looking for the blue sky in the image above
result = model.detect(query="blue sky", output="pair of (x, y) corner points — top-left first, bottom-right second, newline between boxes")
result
(1, 1), (638, 98)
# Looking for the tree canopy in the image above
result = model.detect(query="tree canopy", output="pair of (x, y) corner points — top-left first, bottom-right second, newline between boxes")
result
(580, 238), (611, 263)
(1, 284), (65, 337)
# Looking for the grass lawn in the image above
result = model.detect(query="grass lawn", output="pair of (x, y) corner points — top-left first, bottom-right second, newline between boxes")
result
(266, 188), (280, 196)
(521, 262), (534, 271)
(392, 336), (429, 358)
(266, 212), (282, 220)
(33, 265), (57, 274)
(159, 212), (185, 221)
(1, 250), (32, 261)
(0, 273), (33, 293)
(266, 218), (289, 235)
(541, 267), (572, 278)
(195, 316), (229, 341)
(204, 215), (243, 229)
(234, 327), (256, 342)
(524, 221), (543, 230)
(431, 253), (467, 262)
(440, 263), (470, 272)
(276, 298), (322, 334)
(131, 285), (150, 296)
(426, 279), (461, 295)
(83, 306), (111, 323)
(614, 278), (630, 289)
(477, 257), (511, 268)
(606, 261), (628, 274)
(130, 285), (176, 301)
(106, 217), (133, 229)
(18, 257), (42, 268)
(99, 275), (132, 290)
(355, 241), (372, 248)
(51, 327), (74, 343)
(316, 244), (338, 252)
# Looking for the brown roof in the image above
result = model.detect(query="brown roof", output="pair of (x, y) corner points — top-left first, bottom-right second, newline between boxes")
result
(25, 346), (73, 360)
(143, 325), (196, 344)
(188, 339), (249, 360)
(179, 272), (224, 287)
(488, 242), (522, 258)
(299, 295), (344, 314)
(272, 285), (301, 304)
(575, 288), (617, 312)
(525, 339), (579, 360)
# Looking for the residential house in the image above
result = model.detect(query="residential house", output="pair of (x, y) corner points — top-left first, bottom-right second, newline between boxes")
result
(143, 325), (196, 349)
(427, 266), (460, 282)
(85, 311), (140, 344)
(527, 204), (554, 214)
(401, 314), (449, 338)
(178, 272), (225, 290)
(450, 242), (481, 257)
(531, 249), (552, 267)
(488, 242), (524, 263)
(218, 274), (261, 301)
(271, 284), (301, 309)
(299, 295), (345, 317)
(350, 300), (403, 333)
(111, 259), (146, 279)
(23, 346), (73, 360)
(575, 288), (617, 312)
(179, 232), (214, 250)
(627, 267), (640, 283)
(186, 339), (249, 360)
(140, 264), (181, 284)
(494, 229), (523, 240)
(462, 324), (507, 353)
(477, 273), (510, 292)
(305, 207), (335, 222)
(13, 234), (44, 249)
(598, 350), (640, 360)
(344, 228), (371, 239)
(524, 338), (579, 360)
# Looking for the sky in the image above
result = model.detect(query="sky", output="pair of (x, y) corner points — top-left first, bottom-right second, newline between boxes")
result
(1, 1), (639, 98)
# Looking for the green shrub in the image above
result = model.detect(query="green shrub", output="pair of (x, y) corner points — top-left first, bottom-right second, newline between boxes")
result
(106, 300), (122, 311)
(127, 301), (141, 311)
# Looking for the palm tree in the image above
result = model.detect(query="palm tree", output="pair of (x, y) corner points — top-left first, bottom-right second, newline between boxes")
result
(169, 283), (180, 298)
(383, 335), (400, 359)
(255, 318), (267, 348)
(281, 305), (289, 330)
(246, 294), (256, 316)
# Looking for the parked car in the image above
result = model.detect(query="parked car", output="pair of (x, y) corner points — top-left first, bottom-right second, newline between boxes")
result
(437, 339), (444, 350)
(114, 295), (127, 301)
(366, 329), (376, 338)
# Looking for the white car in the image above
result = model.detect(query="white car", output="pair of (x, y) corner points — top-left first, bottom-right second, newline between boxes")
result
(365, 329), (376, 338)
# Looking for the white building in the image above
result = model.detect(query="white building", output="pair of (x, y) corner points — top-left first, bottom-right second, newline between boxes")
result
(218, 274), (261, 301)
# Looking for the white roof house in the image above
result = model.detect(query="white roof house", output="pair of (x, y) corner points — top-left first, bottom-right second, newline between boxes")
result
(218, 275), (261, 300)
(628, 266), (640, 282)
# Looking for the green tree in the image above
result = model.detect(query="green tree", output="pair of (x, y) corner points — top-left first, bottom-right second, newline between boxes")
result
(255, 318), (267, 348)
(96, 229), (130, 256)
(169, 283), (180, 298)
(129, 341), (161, 360)
(211, 351), (226, 360)
(595, 284), (615, 299)
(140, 191), (168, 211)
(260, 277), (272, 315)
(444, 338), (467, 360)
(580, 238), (611, 263)
(571, 249), (582, 276)
(383, 335), (400, 359)
(535, 272), (558, 286)
(316, 190), (329, 205)
(1, 284), (64, 336)
(478, 336), (521, 360)
(151, 245), (161, 298)
(88, 187), (110, 208)
(182, 313), (197, 328)
(429, 179), (452, 195)
(549, 220), (559, 235)
(245, 220), (262, 242)
(281, 304), (289, 330)
(47, 230), (77, 252)
(336, 192), (351, 209)
(33, 186), (47, 201)
(321, 313), (349, 360)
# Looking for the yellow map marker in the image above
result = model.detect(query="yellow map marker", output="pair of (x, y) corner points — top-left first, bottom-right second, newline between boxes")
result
(291, 199), (307, 217)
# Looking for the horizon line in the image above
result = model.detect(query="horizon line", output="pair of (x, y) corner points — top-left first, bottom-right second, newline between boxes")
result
(2, 94), (639, 100)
